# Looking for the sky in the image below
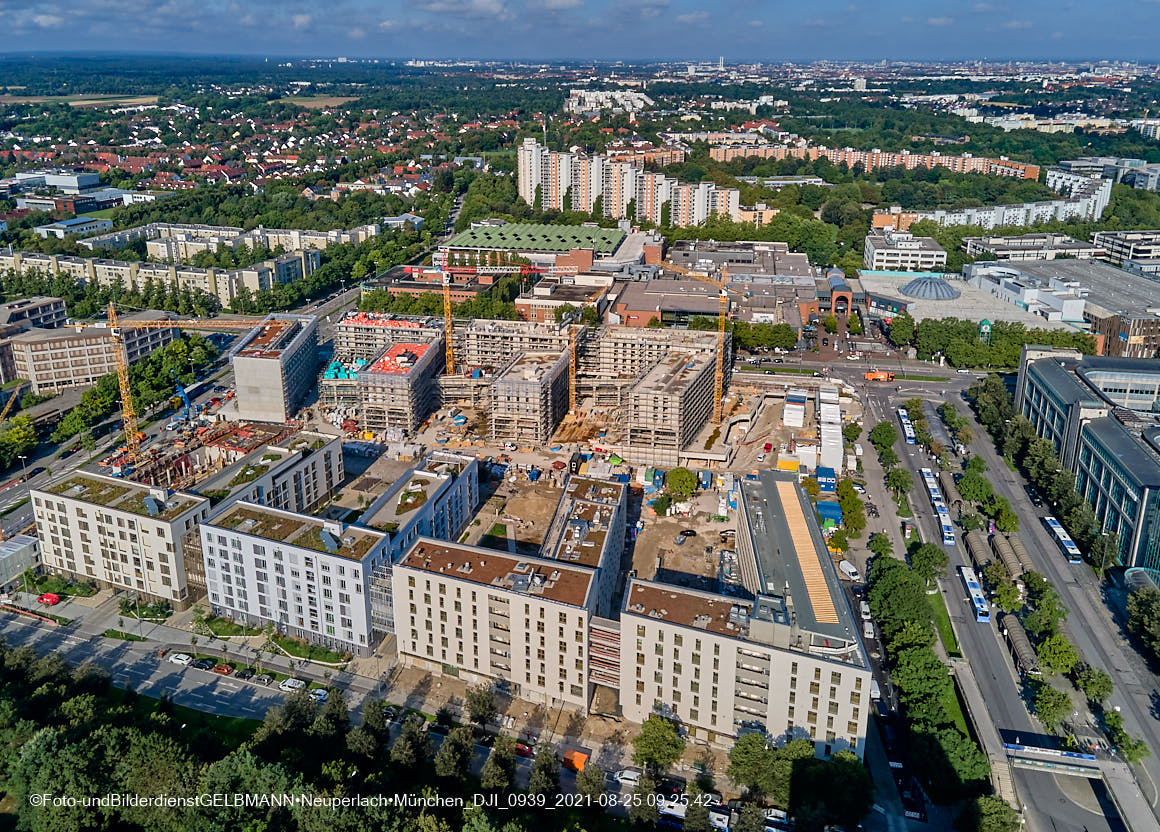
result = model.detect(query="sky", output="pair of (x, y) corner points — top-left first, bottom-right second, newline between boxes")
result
(3, 0), (1159, 61)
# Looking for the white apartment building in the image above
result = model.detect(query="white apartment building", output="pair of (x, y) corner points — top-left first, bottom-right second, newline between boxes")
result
(32, 473), (210, 608)
(863, 231), (948, 271)
(394, 540), (597, 711)
(517, 139), (741, 227)
(200, 502), (389, 656)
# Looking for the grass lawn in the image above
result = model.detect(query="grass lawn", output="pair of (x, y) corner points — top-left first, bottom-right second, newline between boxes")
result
(899, 374), (951, 382)
(24, 573), (98, 598)
(79, 207), (117, 219)
(103, 628), (146, 641)
(489, 522), (508, 537)
(109, 687), (260, 749)
(271, 633), (349, 664)
(200, 615), (262, 637)
(740, 364), (817, 375)
(928, 591), (962, 658)
(894, 495), (913, 517)
(943, 684), (970, 736)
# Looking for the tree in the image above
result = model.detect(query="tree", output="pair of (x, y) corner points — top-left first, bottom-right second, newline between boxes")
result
(727, 732), (776, 795)
(632, 715), (685, 774)
(888, 619), (936, 654)
(887, 313), (915, 347)
(868, 532), (893, 558)
(769, 738), (815, 808)
(802, 477), (820, 498)
(664, 467), (698, 499)
(434, 725), (474, 782)
(842, 423), (862, 444)
(528, 743), (560, 798)
(466, 684), (498, 729)
(910, 543), (949, 586)
(1037, 634), (1079, 675)
(1076, 667), (1113, 704)
(575, 761), (606, 804)
(879, 446), (899, 469)
(868, 421), (898, 452)
(886, 467), (912, 496)
(628, 775), (659, 826)
(480, 736), (516, 793)
(961, 796), (1021, 832)
(847, 311), (864, 335)
(1032, 683), (1071, 733)
(1128, 587), (1160, 664)
(683, 784), (712, 832)
(1089, 532), (1120, 576)
(734, 803), (767, 832)
(822, 314), (838, 334)
(828, 528), (849, 551)
(994, 580), (1024, 614)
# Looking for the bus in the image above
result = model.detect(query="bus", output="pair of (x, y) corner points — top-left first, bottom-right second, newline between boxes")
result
(938, 510), (956, 547)
(920, 467), (942, 507)
(959, 566), (991, 623)
(897, 408), (916, 445)
(1043, 515), (1082, 564)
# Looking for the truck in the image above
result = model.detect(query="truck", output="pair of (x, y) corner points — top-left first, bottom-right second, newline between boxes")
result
(864, 371), (896, 382)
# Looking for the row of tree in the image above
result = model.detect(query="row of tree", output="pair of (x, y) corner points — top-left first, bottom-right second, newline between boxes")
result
(886, 316), (1096, 369)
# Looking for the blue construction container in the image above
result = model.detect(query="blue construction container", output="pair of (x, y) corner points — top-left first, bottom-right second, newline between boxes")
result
(816, 501), (844, 529)
(698, 470), (712, 490)
(816, 466), (837, 493)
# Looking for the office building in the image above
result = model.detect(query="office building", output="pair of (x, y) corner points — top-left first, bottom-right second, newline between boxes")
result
(862, 231), (948, 271)
(9, 312), (179, 394)
(200, 502), (389, 656)
(229, 314), (319, 423)
(33, 217), (113, 239)
(0, 535), (39, 592)
(1016, 348), (1160, 568)
(1090, 230), (1160, 266)
(962, 233), (1105, 262)
(32, 473), (210, 608)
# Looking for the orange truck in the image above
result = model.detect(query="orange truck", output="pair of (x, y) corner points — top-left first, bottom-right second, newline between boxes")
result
(864, 371), (895, 382)
(562, 750), (588, 772)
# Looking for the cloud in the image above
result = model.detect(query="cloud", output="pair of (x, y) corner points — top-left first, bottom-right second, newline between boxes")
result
(747, 19), (764, 26)
(292, 13), (311, 29)
(418, 0), (509, 17)
(348, 26), (366, 38)
(676, 11), (708, 23)
(927, 16), (954, 26)
(533, 0), (583, 8)
(32, 13), (63, 27)
(1001, 19), (1033, 28)
(379, 19), (402, 30)
(973, 2), (995, 10)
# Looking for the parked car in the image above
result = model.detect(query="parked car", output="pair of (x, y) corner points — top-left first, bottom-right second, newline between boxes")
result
(957, 369), (971, 375)
(36, 593), (60, 605)
(192, 658), (216, 670)
(278, 678), (306, 693)
(169, 653), (193, 666)
(852, 483), (866, 494)
(756, 453), (766, 463)
(514, 743), (533, 757)
(212, 664), (234, 675)
(28, 467), (46, 479)
(673, 535), (687, 546)
(309, 688), (329, 704)
(234, 668), (255, 681)
(253, 674), (274, 686)
(616, 768), (643, 787)
(680, 529), (697, 538)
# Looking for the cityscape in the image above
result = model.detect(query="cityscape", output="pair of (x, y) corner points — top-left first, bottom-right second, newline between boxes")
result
(1, 28), (1160, 832)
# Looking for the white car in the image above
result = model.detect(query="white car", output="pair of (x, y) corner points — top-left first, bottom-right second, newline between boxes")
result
(168, 653), (193, 666)
(278, 678), (306, 693)
(852, 484), (867, 494)
(957, 369), (971, 374)
(309, 688), (329, 704)
(756, 453), (766, 463)
(615, 768), (642, 787)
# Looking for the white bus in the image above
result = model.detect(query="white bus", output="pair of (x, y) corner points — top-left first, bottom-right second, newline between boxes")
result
(1043, 515), (1082, 564)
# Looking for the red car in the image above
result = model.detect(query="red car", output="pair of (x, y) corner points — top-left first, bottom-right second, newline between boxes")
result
(212, 664), (234, 676)
(37, 593), (61, 606)
(514, 743), (533, 757)
(763, 443), (772, 453)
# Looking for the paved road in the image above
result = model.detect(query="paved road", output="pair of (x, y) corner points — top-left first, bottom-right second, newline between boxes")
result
(860, 386), (1126, 832)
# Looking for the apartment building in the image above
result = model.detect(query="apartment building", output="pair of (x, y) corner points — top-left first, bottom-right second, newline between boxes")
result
(624, 350), (716, 466)
(230, 314), (319, 422)
(0, 535), (39, 592)
(394, 540), (598, 711)
(32, 473), (210, 608)
(200, 502), (388, 656)
(489, 351), (570, 444)
(9, 312), (179, 394)
(80, 221), (381, 258)
(961, 234), (1105, 262)
(358, 340), (443, 436)
(1090, 230), (1160, 266)
(0, 296), (67, 330)
(709, 145), (1041, 180)
(334, 311), (444, 362)
(863, 231), (948, 271)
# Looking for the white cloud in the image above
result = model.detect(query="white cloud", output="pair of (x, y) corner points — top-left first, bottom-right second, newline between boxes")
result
(379, 19), (402, 29)
(973, 2), (995, 10)
(292, 13), (312, 29)
(927, 16), (954, 26)
(33, 13), (63, 27)
(1001, 19), (1033, 29)
(348, 26), (366, 38)
(419, 0), (509, 17)
(534, 0), (583, 8)
(676, 11), (707, 23)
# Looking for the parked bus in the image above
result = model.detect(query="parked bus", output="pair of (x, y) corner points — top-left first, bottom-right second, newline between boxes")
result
(938, 512), (956, 547)
(958, 566), (990, 623)
(920, 467), (942, 508)
(897, 408), (916, 445)
(1043, 515), (1082, 564)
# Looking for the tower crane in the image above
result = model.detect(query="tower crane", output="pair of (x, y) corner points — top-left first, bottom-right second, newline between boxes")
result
(663, 261), (742, 425)
(105, 302), (280, 463)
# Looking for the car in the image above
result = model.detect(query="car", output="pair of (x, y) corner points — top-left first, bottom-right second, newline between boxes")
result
(852, 483), (867, 494)
(383, 705), (400, 721)
(673, 535), (686, 546)
(309, 688), (329, 703)
(756, 453), (766, 463)
(253, 674), (274, 686)
(28, 467), (46, 479)
(514, 743), (533, 757)
(234, 667), (255, 681)
(957, 369), (971, 374)
(822, 338), (829, 346)
(192, 658), (216, 670)
(616, 768), (643, 786)
(36, 592), (60, 605)
(812, 371), (824, 378)
(763, 442), (773, 453)
(278, 678), (306, 693)
(212, 664), (234, 675)
(214, 385), (227, 393)
(680, 529), (697, 538)
(169, 653), (193, 666)
(773, 358), (783, 363)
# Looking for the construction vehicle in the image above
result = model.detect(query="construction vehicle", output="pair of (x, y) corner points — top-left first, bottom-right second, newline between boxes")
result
(171, 370), (200, 423)
(0, 387), (20, 426)
(864, 371), (895, 382)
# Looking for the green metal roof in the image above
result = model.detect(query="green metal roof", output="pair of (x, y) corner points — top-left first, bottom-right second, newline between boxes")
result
(445, 223), (626, 254)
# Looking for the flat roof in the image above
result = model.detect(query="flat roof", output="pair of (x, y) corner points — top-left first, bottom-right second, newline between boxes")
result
(742, 471), (860, 643)
(208, 502), (383, 561)
(445, 222), (625, 254)
(398, 539), (594, 608)
(1006, 260), (1160, 317)
(625, 579), (753, 638)
(42, 472), (202, 521)
(366, 343), (431, 374)
(496, 350), (565, 382)
(1085, 417), (1160, 486)
(542, 476), (624, 568)
(634, 350), (711, 396)
(339, 311), (443, 330)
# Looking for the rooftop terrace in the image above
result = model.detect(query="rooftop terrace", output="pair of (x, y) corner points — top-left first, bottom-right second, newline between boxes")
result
(211, 503), (381, 561)
(44, 473), (201, 521)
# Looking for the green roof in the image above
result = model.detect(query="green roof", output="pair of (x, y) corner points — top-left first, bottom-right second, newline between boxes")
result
(445, 223), (625, 254)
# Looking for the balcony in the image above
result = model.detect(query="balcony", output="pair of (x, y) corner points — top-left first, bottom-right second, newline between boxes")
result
(735, 665), (769, 686)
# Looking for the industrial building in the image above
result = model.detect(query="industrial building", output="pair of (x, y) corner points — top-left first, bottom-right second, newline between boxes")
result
(357, 341), (443, 437)
(33, 217), (113, 239)
(9, 312), (179, 394)
(230, 314), (319, 423)
(31, 473), (210, 608)
(489, 351), (570, 444)
(1016, 347), (1160, 569)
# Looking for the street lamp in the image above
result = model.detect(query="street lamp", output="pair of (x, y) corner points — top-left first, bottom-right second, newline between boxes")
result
(16, 455), (27, 483)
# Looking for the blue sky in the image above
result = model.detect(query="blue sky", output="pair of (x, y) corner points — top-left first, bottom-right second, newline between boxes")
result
(3, 0), (1159, 60)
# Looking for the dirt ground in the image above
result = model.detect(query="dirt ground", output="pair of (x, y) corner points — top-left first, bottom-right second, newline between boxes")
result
(280, 95), (360, 109)
(633, 500), (735, 586)
(463, 476), (562, 554)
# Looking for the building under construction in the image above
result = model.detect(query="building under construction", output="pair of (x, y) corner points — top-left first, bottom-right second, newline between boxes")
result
(334, 311), (444, 362)
(490, 351), (570, 444)
(230, 313), (319, 423)
(358, 340), (443, 437)
(623, 349), (717, 466)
